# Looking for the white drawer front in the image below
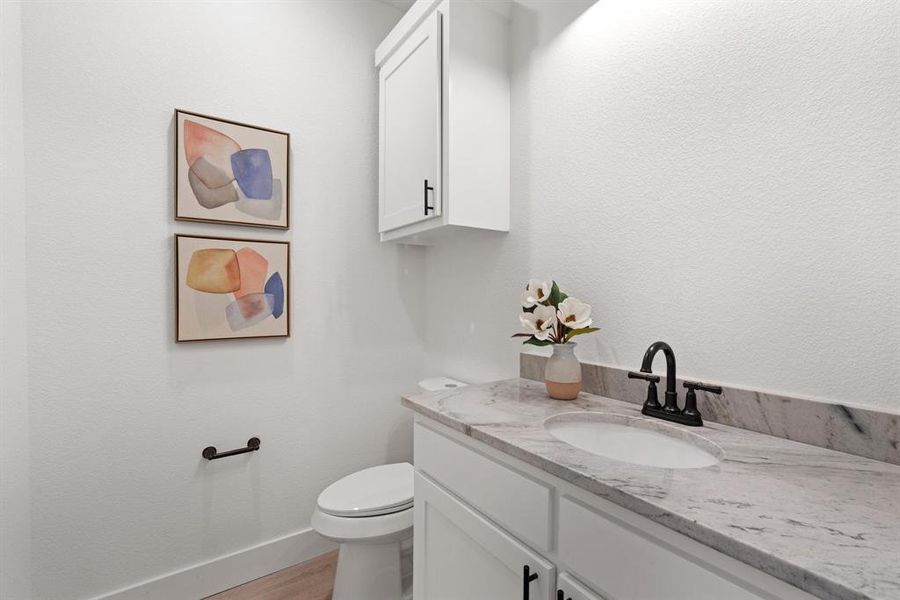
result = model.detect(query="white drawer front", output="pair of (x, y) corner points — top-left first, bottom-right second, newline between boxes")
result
(414, 423), (552, 551)
(558, 496), (811, 600)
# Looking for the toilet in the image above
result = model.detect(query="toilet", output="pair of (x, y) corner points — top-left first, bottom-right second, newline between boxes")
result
(311, 377), (466, 600)
(312, 462), (414, 600)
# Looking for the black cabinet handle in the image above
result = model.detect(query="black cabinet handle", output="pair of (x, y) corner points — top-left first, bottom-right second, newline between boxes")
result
(522, 565), (538, 600)
(557, 590), (572, 600)
(423, 179), (434, 215)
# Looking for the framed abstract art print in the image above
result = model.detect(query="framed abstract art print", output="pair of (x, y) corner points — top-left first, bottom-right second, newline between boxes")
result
(175, 110), (289, 229)
(176, 234), (289, 342)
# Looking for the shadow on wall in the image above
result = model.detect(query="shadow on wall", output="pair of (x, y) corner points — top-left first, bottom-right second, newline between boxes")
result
(513, 0), (597, 54)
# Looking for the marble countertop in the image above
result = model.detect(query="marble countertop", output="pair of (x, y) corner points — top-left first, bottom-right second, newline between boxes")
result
(402, 379), (900, 600)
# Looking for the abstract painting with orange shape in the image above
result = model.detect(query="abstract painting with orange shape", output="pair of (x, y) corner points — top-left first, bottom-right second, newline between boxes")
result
(175, 110), (289, 229)
(176, 235), (289, 342)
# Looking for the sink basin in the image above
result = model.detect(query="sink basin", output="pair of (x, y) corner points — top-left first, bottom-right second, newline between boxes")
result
(544, 412), (724, 469)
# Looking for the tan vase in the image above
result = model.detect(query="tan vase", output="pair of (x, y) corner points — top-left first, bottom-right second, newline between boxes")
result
(545, 343), (581, 400)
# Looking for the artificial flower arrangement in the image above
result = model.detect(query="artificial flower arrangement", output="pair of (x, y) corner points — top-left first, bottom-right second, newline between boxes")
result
(513, 279), (599, 346)
(512, 279), (599, 400)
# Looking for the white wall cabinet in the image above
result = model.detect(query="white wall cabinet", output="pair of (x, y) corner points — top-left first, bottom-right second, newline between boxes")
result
(375, 0), (510, 244)
(413, 418), (819, 600)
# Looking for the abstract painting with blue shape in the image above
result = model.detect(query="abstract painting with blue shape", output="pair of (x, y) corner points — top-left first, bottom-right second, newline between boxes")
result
(176, 110), (290, 229)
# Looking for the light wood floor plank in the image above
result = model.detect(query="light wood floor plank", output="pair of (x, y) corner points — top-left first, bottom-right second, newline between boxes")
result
(205, 550), (338, 600)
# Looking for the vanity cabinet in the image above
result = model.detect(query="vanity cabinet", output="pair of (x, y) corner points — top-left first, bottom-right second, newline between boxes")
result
(413, 418), (819, 600)
(415, 474), (555, 599)
(375, 0), (510, 244)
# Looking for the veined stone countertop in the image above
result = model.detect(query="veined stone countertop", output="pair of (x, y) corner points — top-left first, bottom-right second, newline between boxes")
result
(401, 378), (900, 600)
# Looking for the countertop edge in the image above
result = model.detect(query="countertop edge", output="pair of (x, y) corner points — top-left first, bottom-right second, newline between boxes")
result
(401, 391), (867, 600)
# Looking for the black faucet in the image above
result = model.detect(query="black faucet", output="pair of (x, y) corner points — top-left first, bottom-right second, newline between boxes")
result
(627, 341), (722, 427)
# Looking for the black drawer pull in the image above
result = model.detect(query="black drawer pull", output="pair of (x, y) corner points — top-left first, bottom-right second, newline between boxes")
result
(557, 590), (572, 600)
(522, 565), (539, 599)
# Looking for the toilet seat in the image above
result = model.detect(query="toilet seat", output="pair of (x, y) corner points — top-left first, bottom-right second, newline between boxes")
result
(312, 504), (413, 544)
(317, 462), (413, 518)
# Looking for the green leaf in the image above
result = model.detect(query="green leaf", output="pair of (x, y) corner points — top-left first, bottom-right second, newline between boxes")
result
(510, 333), (533, 338)
(564, 327), (600, 342)
(523, 338), (552, 347)
(548, 281), (565, 308)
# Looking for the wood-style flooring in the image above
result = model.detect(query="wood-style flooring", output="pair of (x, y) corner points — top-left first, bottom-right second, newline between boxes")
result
(205, 550), (338, 600)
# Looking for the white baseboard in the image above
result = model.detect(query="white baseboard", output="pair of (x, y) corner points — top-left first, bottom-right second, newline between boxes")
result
(93, 528), (337, 600)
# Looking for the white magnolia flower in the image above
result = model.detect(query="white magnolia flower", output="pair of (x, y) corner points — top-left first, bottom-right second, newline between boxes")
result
(520, 279), (551, 308)
(520, 304), (557, 341)
(557, 297), (592, 330)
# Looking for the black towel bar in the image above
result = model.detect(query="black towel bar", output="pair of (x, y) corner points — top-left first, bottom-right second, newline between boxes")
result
(202, 437), (261, 460)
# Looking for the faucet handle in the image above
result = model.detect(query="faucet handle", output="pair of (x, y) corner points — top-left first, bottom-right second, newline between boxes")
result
(680, 380), (721, 425)
(628, 371), (662, 410)
(683, 380), (723, 394)
(628, 371), (660, 383)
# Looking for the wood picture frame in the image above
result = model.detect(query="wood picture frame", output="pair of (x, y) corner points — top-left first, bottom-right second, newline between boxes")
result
(175, 234), (290, 342)
(175, 109), (290, 229)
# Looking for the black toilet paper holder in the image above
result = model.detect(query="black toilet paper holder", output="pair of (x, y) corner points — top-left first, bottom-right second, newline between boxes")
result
(202, 437), (261, 460)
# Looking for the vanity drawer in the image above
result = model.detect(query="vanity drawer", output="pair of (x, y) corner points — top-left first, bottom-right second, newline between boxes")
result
(558, 496), (815, 600)
(414, 422), (552, 551)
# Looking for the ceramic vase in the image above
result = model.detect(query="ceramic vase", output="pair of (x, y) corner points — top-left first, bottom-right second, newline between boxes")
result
(545, 342), (581, 400)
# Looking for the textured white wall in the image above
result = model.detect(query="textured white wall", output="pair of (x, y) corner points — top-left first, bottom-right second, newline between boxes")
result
(424, 0), (900, 410)
(18, 2), (418, 599)
(1, 1), (32, 598)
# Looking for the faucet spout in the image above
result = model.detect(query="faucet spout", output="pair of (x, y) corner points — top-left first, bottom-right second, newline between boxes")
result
(640, 341), (678, 412)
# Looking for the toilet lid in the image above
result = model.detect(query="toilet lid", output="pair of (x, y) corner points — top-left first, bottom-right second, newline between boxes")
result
(317, 462), (414, 518)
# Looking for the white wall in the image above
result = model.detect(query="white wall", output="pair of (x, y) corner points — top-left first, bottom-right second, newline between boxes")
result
(17, 2), (417, 598)
(424, 0), (900, 410)
(1, 1), (32, 598)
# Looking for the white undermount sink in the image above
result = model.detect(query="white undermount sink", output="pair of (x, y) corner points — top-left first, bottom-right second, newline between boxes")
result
(544, 412), (724, 469)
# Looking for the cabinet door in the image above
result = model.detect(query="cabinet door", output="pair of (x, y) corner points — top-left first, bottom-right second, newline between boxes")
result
(414, 473), (554, 600)
(557, 572), (606, 600)
(378, 10), (442, 233)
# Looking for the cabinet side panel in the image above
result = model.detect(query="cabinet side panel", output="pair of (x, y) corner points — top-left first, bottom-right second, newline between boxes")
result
(446, 2), (510, 231)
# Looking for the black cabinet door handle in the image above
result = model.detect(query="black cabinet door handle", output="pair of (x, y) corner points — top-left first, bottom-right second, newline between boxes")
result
(522, 565), (539, 600)
(557, 590), (572, 600)
(423, 178), (434, 215)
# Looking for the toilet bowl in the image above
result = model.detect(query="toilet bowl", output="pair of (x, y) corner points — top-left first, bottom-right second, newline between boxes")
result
(311, 462), (414, 600)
